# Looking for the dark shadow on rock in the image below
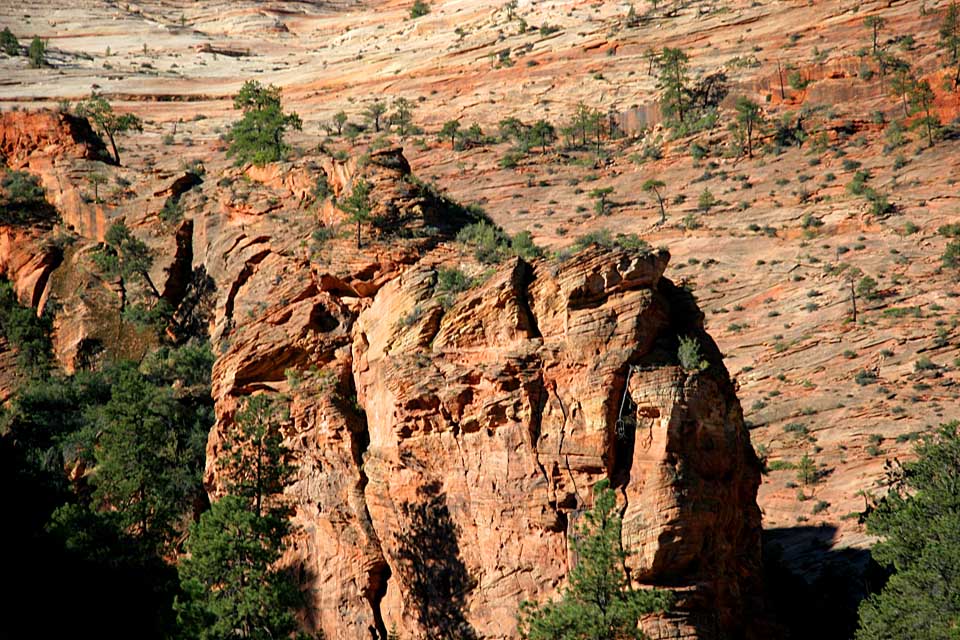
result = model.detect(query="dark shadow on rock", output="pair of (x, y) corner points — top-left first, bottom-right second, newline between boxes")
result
(763, 525), (887, 640)
(395, 480), (478, 640)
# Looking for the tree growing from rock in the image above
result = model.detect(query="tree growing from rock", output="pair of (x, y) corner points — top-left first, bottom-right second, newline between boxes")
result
(887, 59), (914, 118)
(908, 79), (939, 147)
(226, 80), (302, 166)
(340, 178), (373, 249)
(642, 179), (667, 225)
(410, 0), (431, 19)
(176, 394), (303, 640)
(390, 97), (416, 137)
(76, 92), (144, 166)
(590, 187), (614, 216)
(28, 37), (45, 67)
(88, 172), (107, 203)
(864, 15), (886, 56)
(733, 96), (763, 158)
(530, 119), (555, 153)
(518, 479), (673, 639)
(332, 110), (348, 135)
(1, 27), (18, 56)
(93, 221), (158, 313)
(439, 119), (461, 149)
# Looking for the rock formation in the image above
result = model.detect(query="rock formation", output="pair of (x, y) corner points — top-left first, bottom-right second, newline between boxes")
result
(206, 152), (764, 639)
(2, 110), (763, 639)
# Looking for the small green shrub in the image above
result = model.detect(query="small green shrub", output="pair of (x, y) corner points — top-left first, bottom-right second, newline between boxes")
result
(410, 0), (430, 18)
(678, 335), (708, 372)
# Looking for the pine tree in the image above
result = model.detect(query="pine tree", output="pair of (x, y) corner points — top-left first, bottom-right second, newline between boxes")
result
(908, 79), (939, 147)
(941, 2), (960, 88)
(75, 92), (143, 165)
(856, 422), (960, 639)
(88, 363), (195, 554)
(92, 221), (158, 312)
(518, 480), (673, 640)
(733, 96), (763, 158)
(332, 110), (348, 136)
(864, 15), (886, 56)
(339, 178), (373, 249)
(439, 119), (461, 149)
(1, 27), (19, 56)
(530, 120), (555, 154)
(227, 81), (302, 166)
(657, 47), (690, 125)
(390, 97), (416, 137)
(176, 394), (303, 640)
(641, 179), (667, 225)
(364, 100), (388, 133)
(27, 37), (45, 68)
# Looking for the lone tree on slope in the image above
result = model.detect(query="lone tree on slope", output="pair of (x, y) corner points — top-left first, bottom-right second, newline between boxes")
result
(340, 178), (374, 249)
(227, 80), (302, 166)
(76, 92), (143, 166)
(642, 179), (667, 225)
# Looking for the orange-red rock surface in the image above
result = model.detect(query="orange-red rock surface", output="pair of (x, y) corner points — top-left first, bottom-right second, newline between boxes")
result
(4, 0), (960, 636)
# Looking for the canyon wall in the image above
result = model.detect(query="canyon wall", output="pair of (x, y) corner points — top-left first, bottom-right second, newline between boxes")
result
(3, 111), (764, 640)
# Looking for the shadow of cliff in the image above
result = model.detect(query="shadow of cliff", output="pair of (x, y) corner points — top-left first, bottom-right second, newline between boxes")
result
(763, 525), (887, 640)
(395, 481), (478, 640)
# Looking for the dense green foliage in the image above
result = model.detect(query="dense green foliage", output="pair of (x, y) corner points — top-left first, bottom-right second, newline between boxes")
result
(76, 92), (144, 165)
(27, 36), (45, 67)
(1, 27), (19, 56)
(856, 422), (960, 639)
(0, 265), (219, 637)
(519, 480), (673, 640)
(227, 80), (303, 166)
(410, 0), (430, 19)
(176, 394), (304, 640)
(455, 219), (543, 264)
(0, 279), (52, 375)
(0, 169), (56, 225)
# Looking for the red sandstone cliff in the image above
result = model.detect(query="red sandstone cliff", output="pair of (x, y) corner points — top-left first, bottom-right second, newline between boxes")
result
(204, 151), (764, 639)
(2, 111), (764, 639)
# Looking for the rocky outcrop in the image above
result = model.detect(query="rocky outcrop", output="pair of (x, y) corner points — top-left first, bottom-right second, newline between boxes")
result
(0, 111), (108, 168)
(209, 229), (763, 639)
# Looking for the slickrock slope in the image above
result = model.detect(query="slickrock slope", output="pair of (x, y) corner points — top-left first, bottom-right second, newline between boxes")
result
(203, 146), (763, 638)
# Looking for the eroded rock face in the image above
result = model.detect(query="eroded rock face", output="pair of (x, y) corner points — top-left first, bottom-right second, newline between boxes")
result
(0, 111), (108, 169)
(210, 240), (763, 640)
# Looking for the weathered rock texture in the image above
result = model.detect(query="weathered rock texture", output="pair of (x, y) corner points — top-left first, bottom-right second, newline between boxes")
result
(2, 107), (762, 639)
(209, 211), (763, 639)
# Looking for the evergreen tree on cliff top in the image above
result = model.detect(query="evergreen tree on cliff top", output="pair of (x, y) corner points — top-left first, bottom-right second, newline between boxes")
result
(519, 479), (673, 640)
(856, 421), (960, 640)
(176, 394), (306, 640)
(227, 80), (302, 166)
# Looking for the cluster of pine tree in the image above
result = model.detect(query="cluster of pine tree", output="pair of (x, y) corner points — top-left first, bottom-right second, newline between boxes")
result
(0, 279), (307, 639)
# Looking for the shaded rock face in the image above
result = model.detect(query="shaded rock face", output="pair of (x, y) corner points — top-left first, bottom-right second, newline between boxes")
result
(210, 241), (763, 640)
